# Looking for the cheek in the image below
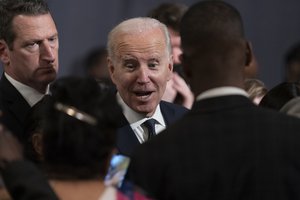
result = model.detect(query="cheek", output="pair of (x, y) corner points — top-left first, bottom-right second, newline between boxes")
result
(156, 73), (170, 92)
(112, 71), (131, 89)
(14, 51), (37, 64)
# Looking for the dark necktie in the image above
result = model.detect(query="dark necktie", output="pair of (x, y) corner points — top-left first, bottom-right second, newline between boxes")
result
(143, 118), (156, 140)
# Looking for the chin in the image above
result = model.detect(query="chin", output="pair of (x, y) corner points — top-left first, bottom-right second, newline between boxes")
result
(135, 105), (156, 116)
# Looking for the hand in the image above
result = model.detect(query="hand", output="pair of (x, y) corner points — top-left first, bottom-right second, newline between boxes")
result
(0, 124), (23, 170)
(162, 77), (177, 102)
(171, 73), (194, 109)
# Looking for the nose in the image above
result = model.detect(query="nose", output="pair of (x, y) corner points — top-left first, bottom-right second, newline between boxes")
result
(40, 41), (55, 63)
(136, 66), (150, 84)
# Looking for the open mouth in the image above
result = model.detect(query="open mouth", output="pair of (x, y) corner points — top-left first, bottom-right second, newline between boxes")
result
(134, 91), (153, 99)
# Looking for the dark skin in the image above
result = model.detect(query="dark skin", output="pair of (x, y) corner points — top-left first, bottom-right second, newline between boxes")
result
(181, 38), (253, 97)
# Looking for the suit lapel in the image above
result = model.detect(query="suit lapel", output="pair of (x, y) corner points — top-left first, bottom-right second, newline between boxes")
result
(116, 101), (188, 156)
(160, 102), (173, 126)
(116, 114), (140, 157)
(160, 101), (188, 125)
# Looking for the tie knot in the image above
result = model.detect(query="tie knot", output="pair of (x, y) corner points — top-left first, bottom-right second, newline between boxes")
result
(143, 118), (157, 140)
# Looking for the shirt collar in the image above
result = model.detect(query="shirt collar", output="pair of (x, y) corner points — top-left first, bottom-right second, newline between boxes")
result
(5, 73), (46, 107)
(116, 92), (165, 127)
(196, 86), (249, 102)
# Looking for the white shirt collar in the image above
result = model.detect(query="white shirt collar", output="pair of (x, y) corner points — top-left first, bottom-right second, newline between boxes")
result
(116, 93), (166, 143)
(5, 73), (46, 107)
(116, 92), (165, 126)
(196, 86), (249, 102)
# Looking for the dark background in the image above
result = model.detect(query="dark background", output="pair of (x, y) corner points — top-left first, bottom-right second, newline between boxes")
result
(9, 0), (300, 89)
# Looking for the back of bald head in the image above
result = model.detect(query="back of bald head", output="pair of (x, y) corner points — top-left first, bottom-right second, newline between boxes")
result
(180, 1), (245, 56)
(180, 1), (251, 93)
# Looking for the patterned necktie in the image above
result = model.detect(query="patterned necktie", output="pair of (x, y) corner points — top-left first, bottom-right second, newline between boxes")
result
(143, 118), (156, 140)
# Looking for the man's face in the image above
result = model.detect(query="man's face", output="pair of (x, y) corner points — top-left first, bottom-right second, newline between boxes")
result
(108, 28), (173, 117)
(0, 13), (59, 93)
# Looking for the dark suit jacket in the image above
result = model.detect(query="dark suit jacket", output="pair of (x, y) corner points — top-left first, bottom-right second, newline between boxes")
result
(0, 74), (31, 143)
(116, 100), (188, 157)
(127, 95), (300, 200)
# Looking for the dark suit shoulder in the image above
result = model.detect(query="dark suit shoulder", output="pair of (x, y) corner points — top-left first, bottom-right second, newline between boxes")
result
(0, 74), (31, 142)
(160, 100), (189, 116)
(159, 101), (189, 125)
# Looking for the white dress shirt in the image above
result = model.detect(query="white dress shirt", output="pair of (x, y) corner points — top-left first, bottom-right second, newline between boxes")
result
(5, 73), (47, 107)
(196, 86), (249, 102)
(116, 93), (166, 143)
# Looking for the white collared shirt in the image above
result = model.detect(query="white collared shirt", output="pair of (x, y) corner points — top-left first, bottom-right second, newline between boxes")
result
(116, 93), (166, 143)
(196, 86), (249, 102)
(5, 73), (47, 107)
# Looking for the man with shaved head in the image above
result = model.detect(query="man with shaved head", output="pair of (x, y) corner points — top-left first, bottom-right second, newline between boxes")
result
(127, 1), (300, 199)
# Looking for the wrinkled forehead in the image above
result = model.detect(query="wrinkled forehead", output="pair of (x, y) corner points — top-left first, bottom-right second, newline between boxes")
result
(114, 29), (170, 59)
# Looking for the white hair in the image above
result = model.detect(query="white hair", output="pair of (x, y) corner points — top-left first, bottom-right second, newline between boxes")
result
(107, 17), (172, 61)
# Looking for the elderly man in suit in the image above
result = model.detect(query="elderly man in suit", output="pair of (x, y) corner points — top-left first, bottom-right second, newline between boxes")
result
(0, 0), (59, 143)
(127, 1), (300, 199)
(107, 17), (188, 157)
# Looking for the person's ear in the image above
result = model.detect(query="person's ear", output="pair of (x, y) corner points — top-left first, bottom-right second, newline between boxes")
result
(0, 40), (10, 65)
(31, 133), (43, 157)
(245, 41), (253, 67)
(107, 57), (116, 84)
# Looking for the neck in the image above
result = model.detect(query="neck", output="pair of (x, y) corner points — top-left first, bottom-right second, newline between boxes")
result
(34, 84), (47, 94)
(193, 80), (244, 97)
(4, 71), (47, 93)
(49, 179), (106, 200)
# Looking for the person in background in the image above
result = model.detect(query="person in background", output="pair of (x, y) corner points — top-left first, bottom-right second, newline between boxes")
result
(84, 46), (115, 91)
(0, 77), (153, 200)
(0, 0), (59, 143)
(127, 1), (300, 199)
(280, 96), (300, 118)
(244, 78), (268, 105)
(85, 47), (110, 81)
(0, 124), (59, 200)
(284, 41), (300, 83)
(107, 17), (188, 157)
(259, 81), (300, 110)
(41, 77), (151, 200)
(147, 3), (194, 109)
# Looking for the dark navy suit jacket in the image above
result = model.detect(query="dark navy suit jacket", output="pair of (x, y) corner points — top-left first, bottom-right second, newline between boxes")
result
(128, 95), (300, 200)
(116, 100), (189, 157)
(0, 74), (31, 143)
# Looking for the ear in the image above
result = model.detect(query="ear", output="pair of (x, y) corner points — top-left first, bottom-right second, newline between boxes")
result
(0, 39), (10, 65)
(107, 57), (116, 84)
(245, 41), (253, 67)
(31, 133), (43, 157)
